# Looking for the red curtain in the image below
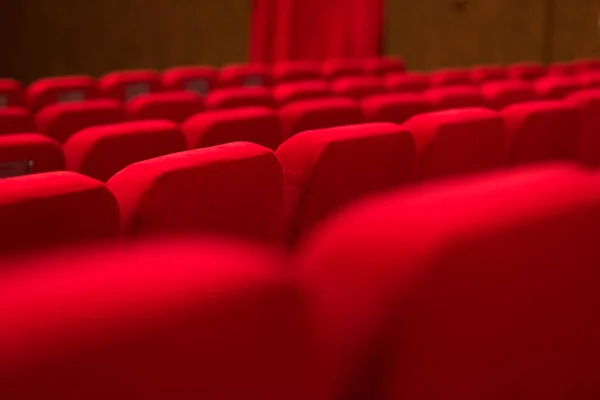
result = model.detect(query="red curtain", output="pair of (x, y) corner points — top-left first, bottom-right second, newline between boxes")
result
(250, 0), (383, 63)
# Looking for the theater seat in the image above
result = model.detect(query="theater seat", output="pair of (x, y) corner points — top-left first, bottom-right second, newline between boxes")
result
(35, 100), (126, 143)
(278, 98), (363, 138)
(0, 79), (24, 108)
(126, 92), (204, 123)
(566, 89), (600, 167)
(425, 86), (486, 110)
(273, 61), (322, 83)
(322, 60), (364, 80)
(99, 70), (162, 102)
(332, 77), (386, 100)
(402, 108), (507, 179)
(502, 101), (579, 164)
(63, 120), (186, 182)
(0, 171), (120, 253)
(26, 75), (98, 112)
(107, 142), (284, 243)
(219, 64), (272, 88)
(274, 81), (332, 107)
(0, 238), (325, 400)
(362, 93), (431, 125)
(295, 164), (600, 400)
(0, 134), (64, 177)
(573, 58), (600, 72)
(0, 107), (36, 135)
(183, 107), (283, 150)
(429, 68), (471, 87)
(162, 66), (218, 95)
(534, 76), (581, 99)
(546, 61), (576, 76)
(385, 73), (429, 93)
(205, 87), (275, 110)
(480, 80), (537, 110)
(470, 65), (508, 84)
(508, 62), (545, 81)
(277, 123), (415, 244)
(365, 57), (405, 75)
(577, 71), (600, 88)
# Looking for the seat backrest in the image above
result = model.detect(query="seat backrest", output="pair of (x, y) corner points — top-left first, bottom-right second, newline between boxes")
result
(274, 81), (332, 107)
(566, 89), (600, 167)
(0, 171), (120, 253)
(480, 80), (537, 110)
(469, 65), (508, 84)
(99, 70), (162, 102)
(162, 66), (218, 95)
(362, 93), (432, 125)
(278, 98), (363, 138)
(276, 123), (416, 244)
(219, 64), (272, 88)
(35, 100), (126, 143)
(332, 77), (386, 100)
(0, 134), (64, 177)
(273, 61), (322, 83)
(0, 79), (24, 108)
(502, 101), (579, 164)
(402, 108), (507, 179)
(425, 85), (486, 110)
(429, 68), (471, 86)
(385, 73), (430, 93)
(126, 92), (204, 123)
(364, 57), (405, 75)
(535, 76), (581, 99)
(0, 107), (36, 135)
(321, 59), (365, 80)
(63, 120), (186, 182)
(573, 58), (600, 73)
(294, 164), (600, 400)
(577, 71), (600, 89)
(26, 75), (99, 112)
(183, 107), (283, 150)
(508, 62), (546, 81)
(205, 87), (275, 110)
(107, 142), (284, 243)
(546, 61), (576, 76)
(0, 238), (326, 400)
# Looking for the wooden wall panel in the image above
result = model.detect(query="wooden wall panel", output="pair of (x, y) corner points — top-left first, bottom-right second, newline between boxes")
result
(0, 0), (250, 83)
(385, 0), (548, 70)
(552, 0), (600, 61)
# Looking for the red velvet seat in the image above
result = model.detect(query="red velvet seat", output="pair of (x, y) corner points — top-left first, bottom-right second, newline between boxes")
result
(508, 62), (545, 81)
(273, 61), (322, 83)
(183, 107), (283, 150)
(425, 85), (486, 110)
(219, 64), (272, 88)
(534, 76), (581, 99)
(566, 89), (600, 167)
(0, 79), (24, 108)
(0, 134), (64, 177)
(573, 58), (600, 73)
(63, 120), (186, 182)
(26, 75), (98, 112)
(429, 68), (471, 87)
(99, 70), (162, 102)
(126, 92), (204, 123)
(364, 57), (405, 75)
(321, 59), (364, 80)
(577, 71), (600, 88)
(276, 123), (415, 244)
(402, 108), (507, 179)
(362, 93), (431, 125)
(480, 80), (537, 110)
(107, 142), (284, 243)
(546, 61), (576, 76)
(274, 81), (332, 107)
(205, 87), (275, 110)
(0, 107), (36, 135)
(385, 73), (430, 93)
(162, 66), (218, 95)
(332, 76), (386, 100)
(469, 65), (508, 84)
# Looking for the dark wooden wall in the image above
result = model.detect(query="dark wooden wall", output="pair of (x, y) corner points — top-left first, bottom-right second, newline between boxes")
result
(1, 0), (600, 82)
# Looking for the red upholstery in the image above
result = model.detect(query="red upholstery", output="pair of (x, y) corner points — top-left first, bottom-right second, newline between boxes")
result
(276, 123), (415, 244)
(534, 76), (581, 99)
(219, 64), (272, 88)
(274, 81), (332, 106)
(546, 61), (576, 76)
(295, 164), (600, 400)
(183, 107), (283, 150)
(362, 93), (432, 125)
(508, 62), (545, 81)
(425, 85), (486, 110)
(332, 77), (386, 100)
(99, 70), (162, 102)
(26, 75), (99, 112)
(205, 87), (275, 110)
(162, 66), (218, 95)
(385, 73), (429, 93)
(0, 134), (64, 176)
(402, 108), (507, 179)
(0, 107), (36, 135)
(126, 92), (204, 123)
(480, 80), (537, 110)
(273, 61), (322, 83)
(35, 100), (125, 143)
(429, 68), (471, 87)
(469, 65), (508, 84)
(364, 57), (405, 75)
(0, 238), (324, 400)
(278, 98), (363, 138)
(63, 120), (186, 182)
(577, 71), (600, 88)
(502, 101), (579, 164)
(566, 89), (600, 167)
(0, 79), (24, 108)
(321, 59), (365, 80)
(0, 171), (120, 253)
(107, 143), (284, 243)
(573, 58), (600, 72)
